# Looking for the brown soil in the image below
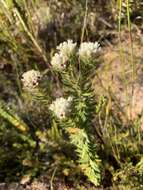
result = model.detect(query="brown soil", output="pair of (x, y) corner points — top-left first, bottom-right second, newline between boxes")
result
(92, 28), (143, 124)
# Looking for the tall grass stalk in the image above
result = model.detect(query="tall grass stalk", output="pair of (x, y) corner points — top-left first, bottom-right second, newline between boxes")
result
(126, 0), (136, 120)
(80, 0), (88, 43)
(117, 0), (128, 117)
(13, 9), (49, 65)
(22, 0), (36, 37)
(0, 0), (13, 24)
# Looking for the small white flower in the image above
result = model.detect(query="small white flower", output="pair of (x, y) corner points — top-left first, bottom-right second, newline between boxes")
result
(21, 70), (41, 90)
(30, 181), (48, 190)
(51, 40), (76, 70)
(57, 39), (76, 58)
(51, 53), (68, 70)
(78, 42), (100, 61)
(49, 97), (73, 119)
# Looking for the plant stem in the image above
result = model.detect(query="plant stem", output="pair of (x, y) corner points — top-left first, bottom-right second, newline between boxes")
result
(126, 0), (135, 119)
(14, 8), (49, 66)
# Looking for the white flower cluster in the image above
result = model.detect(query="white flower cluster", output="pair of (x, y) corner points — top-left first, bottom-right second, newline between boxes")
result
(78, 42), (100, 61)
(31, 181), (48, 190)
(21, 70), (41, 90)
(49, 97), (73, 119)
(51, 53), (68, 70)
(57, 39), (77, 58)
(51, 40), (76, 70)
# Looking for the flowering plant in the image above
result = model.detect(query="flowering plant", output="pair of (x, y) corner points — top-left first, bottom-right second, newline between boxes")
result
(21, 40), (101, 186)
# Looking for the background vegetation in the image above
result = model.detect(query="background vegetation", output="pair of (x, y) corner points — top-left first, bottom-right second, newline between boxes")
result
(0, 0), (143, 189)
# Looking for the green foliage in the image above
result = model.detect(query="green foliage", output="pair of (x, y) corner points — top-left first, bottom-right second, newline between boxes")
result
(113, 162), (143, 190)
(0, 102), (29, 132)
(67, 127), (101, 186)
(0, 0), (143, 189)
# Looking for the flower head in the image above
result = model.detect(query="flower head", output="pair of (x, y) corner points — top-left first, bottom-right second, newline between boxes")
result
(51, 40), (76, 70)
(49, 97), (72, 119)
(78, 42), (100, 61)
(51, 53), (68, 70)
(57, 39), (76, 58)
(21, 70), (41, 90)
(30, 181), (48, 190)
